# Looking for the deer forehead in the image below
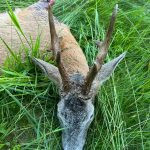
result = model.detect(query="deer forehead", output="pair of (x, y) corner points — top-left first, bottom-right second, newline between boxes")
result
(69, 73), (85, 86)
(58, 93), (94, 116)
(57, 97), (94, 126)
(59, 73), (84, 92)
(59, 73), (96, 102)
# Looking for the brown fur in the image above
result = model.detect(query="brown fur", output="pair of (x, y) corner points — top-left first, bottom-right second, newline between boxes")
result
(55, 24), (89, 77)
(0, 5), (89, 76)
(0, 8), (50, 64)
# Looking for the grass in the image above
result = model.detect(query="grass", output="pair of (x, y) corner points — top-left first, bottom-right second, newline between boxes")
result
(0, 0), (150, 149)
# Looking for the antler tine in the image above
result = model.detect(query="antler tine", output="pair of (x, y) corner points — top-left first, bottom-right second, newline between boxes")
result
(56, 51), (70, 91)
(48, 5), (70, 91)
(48, 5), (59, 58)
(82, 4), (119, 95)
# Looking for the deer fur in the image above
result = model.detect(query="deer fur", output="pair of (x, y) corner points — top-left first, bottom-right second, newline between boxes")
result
(0, 1), (126, 150)
(0, 0), (89, 77)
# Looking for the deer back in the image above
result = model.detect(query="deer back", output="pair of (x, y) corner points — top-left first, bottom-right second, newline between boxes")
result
(0, 3), (89, 77)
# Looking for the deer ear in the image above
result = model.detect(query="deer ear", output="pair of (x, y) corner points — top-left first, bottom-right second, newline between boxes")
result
(95, 52), (126, 86)
(31, 58), (62, 85)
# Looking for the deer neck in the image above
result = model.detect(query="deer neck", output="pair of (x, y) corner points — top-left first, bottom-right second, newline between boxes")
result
(58, 28), (90, 77)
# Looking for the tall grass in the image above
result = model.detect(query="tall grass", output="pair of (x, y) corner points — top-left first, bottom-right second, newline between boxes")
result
(0, 0), (150, 149)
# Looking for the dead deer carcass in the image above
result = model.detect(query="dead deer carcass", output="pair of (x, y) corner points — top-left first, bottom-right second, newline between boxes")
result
(32, 3), (126, 150)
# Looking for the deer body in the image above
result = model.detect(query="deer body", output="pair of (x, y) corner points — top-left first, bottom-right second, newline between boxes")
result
(0, 1), (126, 150)
(0, 0), (89, 77)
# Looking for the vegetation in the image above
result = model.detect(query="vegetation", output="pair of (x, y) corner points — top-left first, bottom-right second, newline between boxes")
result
(0, 0), (149, 149)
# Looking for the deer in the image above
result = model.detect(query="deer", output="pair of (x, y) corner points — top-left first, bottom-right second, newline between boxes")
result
(0, 0), (126, 150)
(31, 3), (126, 150)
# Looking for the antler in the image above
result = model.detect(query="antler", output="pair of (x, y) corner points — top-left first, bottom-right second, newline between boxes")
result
(48, 5), (70, 91)
(82, 4), (119, 95)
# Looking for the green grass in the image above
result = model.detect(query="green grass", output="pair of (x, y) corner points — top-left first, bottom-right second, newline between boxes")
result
(0, 0), (150, 149)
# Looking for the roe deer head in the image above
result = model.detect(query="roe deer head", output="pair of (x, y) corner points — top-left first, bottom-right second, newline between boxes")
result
(32, 4), (126, 150)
